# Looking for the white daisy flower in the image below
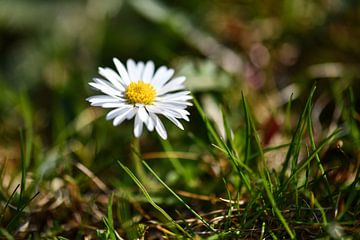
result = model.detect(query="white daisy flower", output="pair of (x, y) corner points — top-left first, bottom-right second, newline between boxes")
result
(86, 58), (192, 140)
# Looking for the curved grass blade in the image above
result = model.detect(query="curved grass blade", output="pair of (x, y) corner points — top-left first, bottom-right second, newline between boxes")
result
(142, 161), (216, 233)
(307, 103), (334, 205)
(284, 128), (342, 188)
(117, 161), (191, 238)
(280, 85), (317, 182)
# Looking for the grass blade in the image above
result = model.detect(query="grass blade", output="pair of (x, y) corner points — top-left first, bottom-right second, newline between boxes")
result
(307, 101), (334, 205)
(117, 161), (191, 238)
(142, 161), (216, 232)
(262, 178), (295, 239)
(280, 85), (317, 182)
(285, 128), (342, 187)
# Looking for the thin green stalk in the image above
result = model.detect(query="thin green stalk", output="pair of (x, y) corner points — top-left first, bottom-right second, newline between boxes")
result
(262, 178), (295, 239)
(194, 95), (253, 192)
(19, 130), (26, 210)
(280, 85), (317, 182)
(131, 137), (147, 183)
(143, 161), (216, 233)
(307, 105), (334, 205)
(118, 161), (191, 237)
(241, 93), (252, 166)
(221, 108), (238, 158)
(285, 128), (342, 187)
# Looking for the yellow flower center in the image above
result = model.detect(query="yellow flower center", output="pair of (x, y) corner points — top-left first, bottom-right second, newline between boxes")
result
(125, 81), (156, 105)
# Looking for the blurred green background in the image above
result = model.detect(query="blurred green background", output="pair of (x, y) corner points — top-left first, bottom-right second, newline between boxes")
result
(1, 0), (359, 147)
(0, 0), (359, 238)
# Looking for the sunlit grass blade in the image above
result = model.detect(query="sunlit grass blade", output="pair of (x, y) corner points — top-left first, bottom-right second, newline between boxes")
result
(280, 85), (317, 182)
(241, 93), (266, 167)
(284, 128), (342, 188)
(194, 95), (253, 192)
(307, 101), (334, 205)
(241, 93), (252, 166)
(221, 107), (237, 157)
(117, 161), (191, 238)
(193, 96), (226, 150)
(242, 94), (272, 196)
(142, 161), (216, 233)
(262, 178), (295, 239)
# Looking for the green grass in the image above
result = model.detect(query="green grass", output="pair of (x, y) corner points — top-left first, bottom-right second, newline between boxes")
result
(110, 88), (356, 239)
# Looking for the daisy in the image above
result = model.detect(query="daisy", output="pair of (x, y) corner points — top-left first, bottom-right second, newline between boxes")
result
(86, 58), (192, 140)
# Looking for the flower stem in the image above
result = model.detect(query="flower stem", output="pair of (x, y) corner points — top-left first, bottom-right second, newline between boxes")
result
(131, 137), (146, 181)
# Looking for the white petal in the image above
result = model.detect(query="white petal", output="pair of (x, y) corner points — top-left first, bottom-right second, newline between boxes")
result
(137, 106), (149, 122)
(113, 108), (134, 126)
(113, 58), (131, 86)
(142, 61), (155, 83)
(164, 115), (184, 130)
(127, 59), (138, 82)
(101, 102), (126, 108)
(136, 61), (145, 81)
(155, 95), (192, 104)
(157, 91), (191, 100)
(154, 69), (175, 88)
(148, 105), (190, 121)
(89, 82), (121, 97)
(92, 78), (124, 95)
(149, 103), (190, 126)
(134, 113), (143, 137)
(157, 76), (186, 95)
(152, 114), (167, 140)
(156, 101), (193, 108)
(126, 108), (137, 119)
(98, 67), (125, 91)
(106, 105), (132, 120)
(146, 115), (154, 131)
(150, 66), (167, 85)
(151, 68), (174, 90)
(86, 95), (119, 104)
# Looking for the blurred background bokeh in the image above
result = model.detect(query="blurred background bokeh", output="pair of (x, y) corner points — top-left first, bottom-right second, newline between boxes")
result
(0, 0), (359, 238)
